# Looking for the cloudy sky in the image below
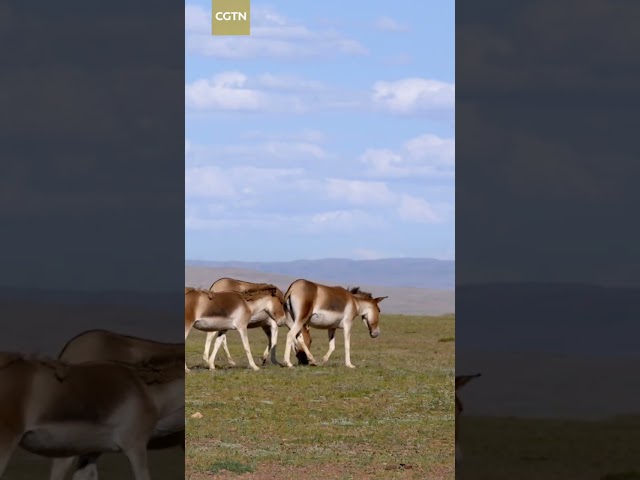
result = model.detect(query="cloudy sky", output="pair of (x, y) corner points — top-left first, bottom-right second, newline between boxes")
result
(185, 0), (454, 262)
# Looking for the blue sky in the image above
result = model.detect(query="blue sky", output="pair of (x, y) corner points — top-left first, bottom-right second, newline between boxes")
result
(185, 0), (454, 262)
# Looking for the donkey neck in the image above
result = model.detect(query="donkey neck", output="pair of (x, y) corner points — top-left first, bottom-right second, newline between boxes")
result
(352, 297), (371, 316)
(245, 295), (273, 315)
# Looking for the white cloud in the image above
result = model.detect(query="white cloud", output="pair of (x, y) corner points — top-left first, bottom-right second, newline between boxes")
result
(256, 74), (325, 92)
(185, 71), (353, 114)
(185, 166), (236, 198)
(326, 178), (396, 206)
(372, 77), (455, 115)
(185, 5), (367, 60)
(185, 4), (210, 33)
(240, 129), (326, 144)
(185, 72), (266, 111)
(360, 133), (455, 178)
(398, 195), (440, 224)
(373, 16), (409, 32)
(307, 209), (385, 233)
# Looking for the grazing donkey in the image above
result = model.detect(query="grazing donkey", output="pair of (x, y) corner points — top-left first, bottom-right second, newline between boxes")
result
(0, 352), (184, 480)
(204, 277), (313, 368)
(50, 329), (185, 480)
(184, 286), (286, 371)
(282, 279), (387, 368)
(455, 373), (481, 463)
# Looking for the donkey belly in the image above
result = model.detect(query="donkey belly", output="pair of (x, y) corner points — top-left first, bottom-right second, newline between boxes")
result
(193, 316), (234, 331)
(20, 423), (120, 457)
(248, 310), (269, 326)
(308, 311), (344, 329)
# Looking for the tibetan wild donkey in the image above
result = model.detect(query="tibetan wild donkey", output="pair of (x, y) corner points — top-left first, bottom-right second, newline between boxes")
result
(282, 279), (387, 368)
(455, 373), (481, 463)
(50, 329), (185, 480)
(204, 278), (313, 368)
(0, 352), (184, 480)
(184, 286), (286, 371)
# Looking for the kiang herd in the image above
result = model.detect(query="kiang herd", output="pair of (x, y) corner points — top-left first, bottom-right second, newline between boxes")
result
(184, 277), (388, 372)
(0, 276), (474, 479)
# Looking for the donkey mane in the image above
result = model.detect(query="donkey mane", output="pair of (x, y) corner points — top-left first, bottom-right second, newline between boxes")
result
(0, 352), (183, 384)
(185, 287), (216, 300)
(239, 287), (278, 302)
(123, 357), (185, 384)
(348, 286), (373, 299)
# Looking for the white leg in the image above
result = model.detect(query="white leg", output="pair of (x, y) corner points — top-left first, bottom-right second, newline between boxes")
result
(50, 457), (77, 480)
(184, 323), (192, 373)
(260, 325), (271, 365)
(294, 330), (317, 365)
(221, 334), (236, 366)
(124, 445), (151, 480)
(343, 322), (355, 368)
(237, 327), (259, 371)
(268, 321), (279, 366)
(284, 322), (304, 368)
(0, 435), (20, 477)
(208, 332), (227, 370)
(71, 463), (99, 480)
(203, 331), (217, 363)
(321, 329), (337, 364)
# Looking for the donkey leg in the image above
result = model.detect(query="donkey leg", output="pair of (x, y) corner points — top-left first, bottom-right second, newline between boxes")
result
(184, 323), (193, 373)
(268, 320), (280, 366)
(0, 433), (20, 477)
(208, 331), (227, 370)
(237, 326), (260, 371)
(321, 328), (337, 364)
(221, 334), (236, 366)
(203, 331), (217, 363)
(70, 454), (100, 480)
(123, 444), (151, 480)
(283, 321), (305, 368)
(294, 327), (317, 366)
(260, 324), (271, 365)
(343, 322), (356, 368)
(50, 457), (76, 480)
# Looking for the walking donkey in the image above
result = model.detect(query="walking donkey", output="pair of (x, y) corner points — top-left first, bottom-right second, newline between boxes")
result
(0, 351), (184, 480)
(455, 373), (481, 463)
(282, 279), (387, 368)
(49, 329), (185, 480)
(203, 278), (313, 368)
(184, 286), (286, 371)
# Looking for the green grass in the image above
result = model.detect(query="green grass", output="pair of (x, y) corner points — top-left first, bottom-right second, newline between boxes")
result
(4, 448), (183, 479)
(457, 416), (640, 480)
(185, 314), (455, 479)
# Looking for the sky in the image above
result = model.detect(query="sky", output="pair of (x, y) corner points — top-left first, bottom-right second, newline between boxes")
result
(185, 0), (455, 262)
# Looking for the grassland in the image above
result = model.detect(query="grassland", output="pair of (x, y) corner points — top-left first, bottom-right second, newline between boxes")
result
(4, 448), (184, 479)
(185, 314), (455, 479)
(457, 415), (640, 480)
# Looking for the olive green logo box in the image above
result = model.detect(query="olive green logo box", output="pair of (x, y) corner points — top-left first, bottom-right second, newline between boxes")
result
(212, 0), (251, 36)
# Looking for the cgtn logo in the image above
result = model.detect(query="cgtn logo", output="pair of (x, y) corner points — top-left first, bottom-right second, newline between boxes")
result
(212, 0), (250, 36)
(215, 11), (247, 21)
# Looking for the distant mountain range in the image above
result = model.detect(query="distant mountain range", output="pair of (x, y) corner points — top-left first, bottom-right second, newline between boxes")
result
(186, 258), (455, 290)
(185, 263), (455, 316)
(456, 282), (640, 356)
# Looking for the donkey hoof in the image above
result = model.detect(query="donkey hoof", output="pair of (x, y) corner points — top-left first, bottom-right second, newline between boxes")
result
(346, 364), (356, 369)
(228, 361), (237, 366)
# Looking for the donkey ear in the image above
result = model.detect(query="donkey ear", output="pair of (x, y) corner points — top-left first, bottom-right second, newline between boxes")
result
(455, 373), (481, 390)
(374, 296), (388, 303)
